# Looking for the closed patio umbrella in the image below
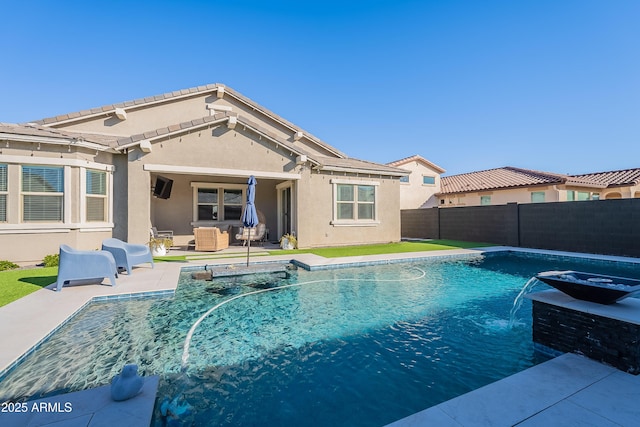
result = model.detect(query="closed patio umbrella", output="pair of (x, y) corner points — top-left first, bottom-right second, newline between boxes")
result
(242, 176), (259, 266)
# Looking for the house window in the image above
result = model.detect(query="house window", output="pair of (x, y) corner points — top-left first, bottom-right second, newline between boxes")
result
(530, 192), (545, 203)
(21, 165), (64, 222)
(336, 184), (375, 220)
(193, 183), (245, 222)
(577, 191), (591, 201)
(592, 193), (600, 200)
(197, 188), (218, 220)
(86, 170), (107, 222)
(423, 176), (436, 185)
(399, 176), (409, 183)
(567, 190), (575, 201)
(0, 164), (7, 222)
(480, 196), (491, 205)
(223, 189), (243, 220)
(331, 179), (379, 224)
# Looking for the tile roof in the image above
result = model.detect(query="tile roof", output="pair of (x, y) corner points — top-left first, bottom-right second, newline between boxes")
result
(386, 154), (446, 173)
(33, 84), (222, 126)
(32, 83), (347, 159)
(113, 113), (234, 148)
(110, 113), (405, 176)
(317, 156), (408, 176)
(571, 168), (640, 187)
(439, 167), (610, 194)
(0, 122), (115, 146)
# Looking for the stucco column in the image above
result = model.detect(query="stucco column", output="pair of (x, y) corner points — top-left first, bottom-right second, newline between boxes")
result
(127, 149), (151, 244)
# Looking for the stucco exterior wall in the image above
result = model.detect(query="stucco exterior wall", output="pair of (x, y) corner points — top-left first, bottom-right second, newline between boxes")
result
(57, 94), (216, 137)
(0, 230), (112, 264)
(397, 162), (442, 209)
(0, 142), (115, 262)
(440, 183), (640, 207)
(125, 124), (299, 244)
(55, 91), (336, 159)
(439, 185), (561, 207)
(296, 170), (401, 248)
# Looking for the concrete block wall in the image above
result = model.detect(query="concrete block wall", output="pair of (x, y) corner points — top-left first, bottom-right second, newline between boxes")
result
(439, 203), (519, 246)
(519, 199), (640, 257)
(401, 198), (640, 257)
(400, 208), (439, 239)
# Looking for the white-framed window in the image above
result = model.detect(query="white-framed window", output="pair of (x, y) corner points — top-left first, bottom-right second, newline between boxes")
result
(86, 169), (108, 222)
(0, 164), (8, 222)
(577, 191), (591, 201)
(422, 175), (436, 185)
(223, 189), (243, 220)
(197, 188), (218, 220)
(399, 175), (409, 183)
(192, 182), (245, 222)
(480, 195), (491, 205)
(0, 164), (7, 222)
(530, 191), (546, 203)
(568, 190), (599, 201)
(21, 165), (64, 222)
(331, 179), (379, 225)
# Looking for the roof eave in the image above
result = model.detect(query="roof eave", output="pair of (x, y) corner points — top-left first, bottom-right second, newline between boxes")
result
(314, 165), (406, 177)
(0, 132), (116, 153)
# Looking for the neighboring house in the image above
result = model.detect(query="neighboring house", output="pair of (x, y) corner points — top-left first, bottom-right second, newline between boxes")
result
(437, 166), (640, 207)
(386, 155), (445, 209)
(0, 84), (407, 262)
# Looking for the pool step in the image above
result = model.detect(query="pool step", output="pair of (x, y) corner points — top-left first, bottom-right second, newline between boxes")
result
(191, 263), (289, 280)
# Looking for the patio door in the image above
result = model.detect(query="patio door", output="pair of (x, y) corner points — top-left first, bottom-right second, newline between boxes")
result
(277, 182), (293, 238)
(281, 186), (291, 234)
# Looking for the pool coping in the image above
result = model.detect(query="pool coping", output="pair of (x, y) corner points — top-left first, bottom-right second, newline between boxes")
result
(1, 246), (639, 424)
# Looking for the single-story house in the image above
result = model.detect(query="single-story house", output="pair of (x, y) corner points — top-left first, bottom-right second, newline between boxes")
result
(386, 155), (445, 209)
(0, 84), (408, 262)
(437, 166), (640, 207)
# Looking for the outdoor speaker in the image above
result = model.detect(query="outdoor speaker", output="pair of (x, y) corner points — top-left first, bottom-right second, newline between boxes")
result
(153, 176), (173, 199)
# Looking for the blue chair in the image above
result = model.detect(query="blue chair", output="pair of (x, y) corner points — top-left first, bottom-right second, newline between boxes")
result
(101, 238), (154, 274)
(55, 245), (118, 292)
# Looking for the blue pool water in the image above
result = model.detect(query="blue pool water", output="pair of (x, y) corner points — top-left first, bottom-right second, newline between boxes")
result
(1, 251), (639, 426)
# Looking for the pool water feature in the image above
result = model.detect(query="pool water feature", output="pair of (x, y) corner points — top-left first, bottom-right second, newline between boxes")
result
(1, 252), (639, 426)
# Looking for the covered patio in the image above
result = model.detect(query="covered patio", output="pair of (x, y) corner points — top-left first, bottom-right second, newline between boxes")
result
(145, 167), (299, 249)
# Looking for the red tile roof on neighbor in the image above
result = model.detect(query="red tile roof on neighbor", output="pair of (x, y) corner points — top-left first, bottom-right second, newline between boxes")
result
(571, 168), (640, 187)
(439, 166), (619, 194)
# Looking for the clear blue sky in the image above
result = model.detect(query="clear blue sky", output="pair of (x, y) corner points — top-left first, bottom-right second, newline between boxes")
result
(1, 0), (638, 176)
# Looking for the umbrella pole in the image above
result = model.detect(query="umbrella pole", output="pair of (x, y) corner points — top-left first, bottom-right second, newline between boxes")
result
(246, 228), (252, 267)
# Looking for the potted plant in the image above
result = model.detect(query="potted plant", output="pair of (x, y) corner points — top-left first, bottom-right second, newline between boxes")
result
(279, 233), (297, 250)
(149, 237), (173, 256)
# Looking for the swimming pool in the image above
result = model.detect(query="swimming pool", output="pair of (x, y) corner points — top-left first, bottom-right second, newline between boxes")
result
(1, 251), (639, 426)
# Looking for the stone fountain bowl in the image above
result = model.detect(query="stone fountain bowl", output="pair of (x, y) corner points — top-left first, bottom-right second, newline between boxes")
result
(536, 270), (640, 305)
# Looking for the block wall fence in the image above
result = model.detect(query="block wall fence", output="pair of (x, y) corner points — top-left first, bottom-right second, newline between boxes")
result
(401, 198), (640, 258)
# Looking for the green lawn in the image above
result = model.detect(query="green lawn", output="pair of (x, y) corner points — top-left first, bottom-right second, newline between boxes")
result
(266, 239), (492, 257)
(0, 267), (58, 307)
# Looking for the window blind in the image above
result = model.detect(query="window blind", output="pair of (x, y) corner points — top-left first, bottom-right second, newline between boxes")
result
(22, 166), (64, 221)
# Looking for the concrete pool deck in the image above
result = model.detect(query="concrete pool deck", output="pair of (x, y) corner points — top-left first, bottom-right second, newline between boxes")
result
(1, 246), (639, 426)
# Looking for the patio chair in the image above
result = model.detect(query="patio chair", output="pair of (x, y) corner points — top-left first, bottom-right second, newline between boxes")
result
(101, 238), (154, 274)
(235, 223), (267, 246)
(55, 244), (118, 292)
(150, 227), (174, 243)
(194, 227), (229, 251)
